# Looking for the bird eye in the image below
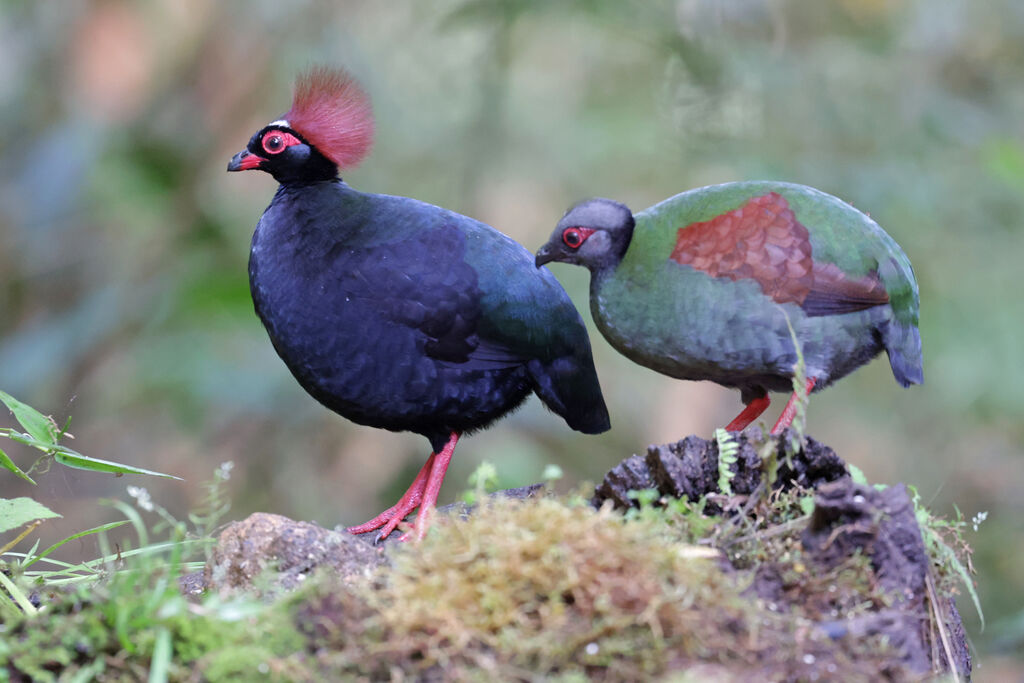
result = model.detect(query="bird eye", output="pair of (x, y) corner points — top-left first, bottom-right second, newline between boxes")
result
(262, 133), (286, 154)
(562, 228), (583, 248)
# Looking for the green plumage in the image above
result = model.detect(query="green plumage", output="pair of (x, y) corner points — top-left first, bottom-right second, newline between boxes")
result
(535, 181), (922, 410)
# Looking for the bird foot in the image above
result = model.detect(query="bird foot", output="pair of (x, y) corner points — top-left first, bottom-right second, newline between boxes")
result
(347, 453), (436, 541)
(345, 432), (460, 544)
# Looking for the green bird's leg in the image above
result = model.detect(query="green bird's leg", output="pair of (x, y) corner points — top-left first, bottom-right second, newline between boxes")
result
(769, 378), (817, 434)
(725, 395), (771, 432)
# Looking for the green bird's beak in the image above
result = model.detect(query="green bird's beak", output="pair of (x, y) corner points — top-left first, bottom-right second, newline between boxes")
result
(535, 242), (558, 268)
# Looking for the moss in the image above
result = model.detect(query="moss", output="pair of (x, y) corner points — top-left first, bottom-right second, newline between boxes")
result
(287, 490), (907, 680)
(373, 497), (738, 678)
(2, 483), (968, 681)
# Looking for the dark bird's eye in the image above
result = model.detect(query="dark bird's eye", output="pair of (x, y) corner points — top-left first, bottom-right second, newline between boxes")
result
(562, 228), (583, 248)
(263, 134), (285, 154)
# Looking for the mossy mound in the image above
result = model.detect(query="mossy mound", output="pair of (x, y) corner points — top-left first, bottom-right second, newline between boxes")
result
(1, 433), (973, 681)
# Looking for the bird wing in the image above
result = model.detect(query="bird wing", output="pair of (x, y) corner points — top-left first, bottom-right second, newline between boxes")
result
(335, 219), (527, 369)
(667, 190), (889, 316)
(342, 192), (608, 433)
(459, 220), (611, 433)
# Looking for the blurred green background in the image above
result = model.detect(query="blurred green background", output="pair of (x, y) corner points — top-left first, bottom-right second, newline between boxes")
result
(2, 0), (1022, 673)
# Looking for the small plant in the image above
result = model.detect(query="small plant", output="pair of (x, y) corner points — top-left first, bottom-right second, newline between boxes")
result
(461, 460), (500, 505)
(0, 389), (181, 615)
(782, 313), (810, 447)
(909, 485), (984, 629)
(714, 428), (739, 496)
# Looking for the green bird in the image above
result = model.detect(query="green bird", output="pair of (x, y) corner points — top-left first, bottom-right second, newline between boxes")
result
(534, 181), (922, 433)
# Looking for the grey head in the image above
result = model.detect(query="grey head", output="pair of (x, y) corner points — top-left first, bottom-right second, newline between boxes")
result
(535, 198), (635, 273)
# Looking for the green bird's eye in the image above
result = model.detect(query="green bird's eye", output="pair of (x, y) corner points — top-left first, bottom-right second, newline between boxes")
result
(562, 227), (594, 249)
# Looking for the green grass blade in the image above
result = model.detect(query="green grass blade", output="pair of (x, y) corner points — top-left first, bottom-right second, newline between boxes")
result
(0, 447), (36, 484)
(23, 540), (205, 578)
(149, 627), (172, 683)
(0, 390), (57, 445)
(32, 560), (206, 587)
(0, 569), (37, 615)
(106, 498), (151, 548)
(21, 520), (130, 569)
(938, 538), (985, 630)
(53, 449), (182, 480)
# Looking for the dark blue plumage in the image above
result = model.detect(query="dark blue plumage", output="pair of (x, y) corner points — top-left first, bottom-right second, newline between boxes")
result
(248, 183), (609, 452)
(229, 67), (608, 541)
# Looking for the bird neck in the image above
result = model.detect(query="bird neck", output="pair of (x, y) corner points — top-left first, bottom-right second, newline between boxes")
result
(272, 157), (340, 186)
(262, 179), (366, 239)
(589, 226), (633, 277)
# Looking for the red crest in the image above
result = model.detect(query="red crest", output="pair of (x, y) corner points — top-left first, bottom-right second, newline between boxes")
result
(285, 66), (374, 169)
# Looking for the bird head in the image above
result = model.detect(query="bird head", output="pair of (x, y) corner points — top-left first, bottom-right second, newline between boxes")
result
(228, 66), (374, 185)
(535, 198), (635, 272)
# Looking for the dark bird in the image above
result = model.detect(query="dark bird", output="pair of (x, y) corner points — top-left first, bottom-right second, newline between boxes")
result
(228, 67), (609, 541)
(535, 182), (921, 433)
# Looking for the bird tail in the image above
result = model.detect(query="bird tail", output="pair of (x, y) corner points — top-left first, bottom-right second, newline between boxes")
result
(883, 319), (923, 387)
(528, 356), (611, 434)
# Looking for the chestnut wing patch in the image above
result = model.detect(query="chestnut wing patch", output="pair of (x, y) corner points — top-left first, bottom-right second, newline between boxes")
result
(669, 192), (889, 316)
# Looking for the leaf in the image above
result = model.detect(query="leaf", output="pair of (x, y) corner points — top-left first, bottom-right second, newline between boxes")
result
(4, 431), (63, 451)
(798, 495), (815, 516)
(0, 447), (36, 484)
(0, 390), (58, 446)
(53, 449), (182, 480)
(0, 497), (61, 534)
(848, 463), (869, 486)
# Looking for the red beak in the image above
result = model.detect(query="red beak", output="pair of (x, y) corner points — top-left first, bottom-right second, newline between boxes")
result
(227, 149), (265, 172)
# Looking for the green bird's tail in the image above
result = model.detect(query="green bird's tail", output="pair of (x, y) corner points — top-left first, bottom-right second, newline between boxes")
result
(882, 319), (923, 387)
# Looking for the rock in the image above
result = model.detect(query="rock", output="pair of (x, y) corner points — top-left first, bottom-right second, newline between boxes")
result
(203, 512), (388, 598)
(200, 486), (547, 594)
(178, 570), (206, 600)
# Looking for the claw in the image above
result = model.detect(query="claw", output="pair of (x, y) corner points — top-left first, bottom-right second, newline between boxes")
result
(347, 432), (460, 542)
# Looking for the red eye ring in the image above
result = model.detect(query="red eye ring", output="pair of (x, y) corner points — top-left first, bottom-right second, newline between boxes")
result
(261, 130), (301, 155)
(562, 227), (595, 249)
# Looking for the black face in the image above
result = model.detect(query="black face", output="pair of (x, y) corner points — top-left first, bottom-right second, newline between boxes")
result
(227, 124), (337, 184)
(535, 198), (635, 273)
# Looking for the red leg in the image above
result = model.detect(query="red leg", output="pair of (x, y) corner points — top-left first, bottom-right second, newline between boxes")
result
(401, 431), (460, 543)
(347, 452), (436, 539)
(725, 395), (771, 431)
(770, 378), (817, 434)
